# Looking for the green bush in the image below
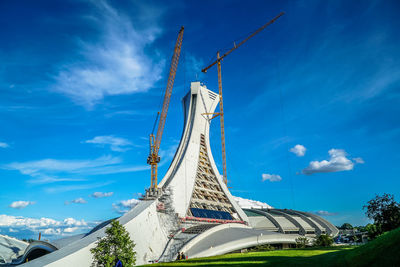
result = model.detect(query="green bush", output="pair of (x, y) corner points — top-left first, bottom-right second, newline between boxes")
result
(90, 220), (136, 267)
(250, 244), (275, 251)
(339, 223), (353, 230)
(313, 234), (333, 247)
(295, 236), (310, 248)
(365, 223), (381, 240)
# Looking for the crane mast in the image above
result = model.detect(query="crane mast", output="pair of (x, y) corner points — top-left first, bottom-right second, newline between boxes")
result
(201, 12), (284, 185)
(147, 26), (184, 196)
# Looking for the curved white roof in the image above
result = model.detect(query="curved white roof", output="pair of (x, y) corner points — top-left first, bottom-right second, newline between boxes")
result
(244, 208), (339, 236)
(0, 234), (28, 264)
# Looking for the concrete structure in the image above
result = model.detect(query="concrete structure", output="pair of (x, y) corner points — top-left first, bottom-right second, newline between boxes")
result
(0, 235), (28, 264)
(8, 82), (338, 266)
(244, 209), (339, 237)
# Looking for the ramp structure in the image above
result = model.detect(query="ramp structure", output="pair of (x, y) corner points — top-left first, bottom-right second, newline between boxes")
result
(16, 82), (338, 266)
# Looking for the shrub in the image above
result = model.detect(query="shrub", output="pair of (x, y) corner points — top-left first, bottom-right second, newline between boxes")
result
(90, 220), (136, 267)
(340, 223), (353, 230)
(250, 244), (275, 251)
(313, 234), (333, 247)
(295, 236), (310, 248)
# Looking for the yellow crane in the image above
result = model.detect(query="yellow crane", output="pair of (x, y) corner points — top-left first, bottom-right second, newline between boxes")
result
(201, 12), (284, 185)
(147, 26), (184, 197)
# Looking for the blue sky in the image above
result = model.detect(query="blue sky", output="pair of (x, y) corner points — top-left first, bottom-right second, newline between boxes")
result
(0, 0), (399, 239)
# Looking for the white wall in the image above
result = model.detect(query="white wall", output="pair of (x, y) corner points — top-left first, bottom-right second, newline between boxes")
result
(23, 201), (169, 266)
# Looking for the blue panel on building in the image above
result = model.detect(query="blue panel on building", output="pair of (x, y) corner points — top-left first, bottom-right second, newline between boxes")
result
(190, 208), (233, 220)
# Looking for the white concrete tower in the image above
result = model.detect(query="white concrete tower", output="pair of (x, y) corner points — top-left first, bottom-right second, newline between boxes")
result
(158, 82), (248, 223)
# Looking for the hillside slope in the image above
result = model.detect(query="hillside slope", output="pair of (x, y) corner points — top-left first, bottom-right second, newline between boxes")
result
(144, 227), (400, 266)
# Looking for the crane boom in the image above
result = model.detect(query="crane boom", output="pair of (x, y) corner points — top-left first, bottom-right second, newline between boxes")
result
(201, 12), (284, 73)
(147, 26), (184, 191)
(201, 12), (284, 185)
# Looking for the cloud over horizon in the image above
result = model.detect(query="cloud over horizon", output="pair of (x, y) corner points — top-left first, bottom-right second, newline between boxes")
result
(233, 196), (273, 209)
(112, 198), (140, 214)
(0, 214), (95, 239)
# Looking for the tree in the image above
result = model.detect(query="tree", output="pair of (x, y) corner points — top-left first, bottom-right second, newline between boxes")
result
(313, 234), (333, 247)
(363, 193), (400, 234)
(340, 223), (353, 230)
(90, 220), (136, 267)
(365, 223), (381, 240)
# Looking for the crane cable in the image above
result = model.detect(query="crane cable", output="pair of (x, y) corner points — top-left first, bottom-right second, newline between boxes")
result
(205, 15), (279, 69)
(277, 57), (296, 210)
(151, 112), (160, 136)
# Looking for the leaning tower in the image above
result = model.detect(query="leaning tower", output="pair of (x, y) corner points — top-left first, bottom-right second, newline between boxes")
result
(157, 81), (248, 223)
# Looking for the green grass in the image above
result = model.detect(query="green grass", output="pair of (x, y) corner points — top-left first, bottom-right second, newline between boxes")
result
(143, 227), (400, 266)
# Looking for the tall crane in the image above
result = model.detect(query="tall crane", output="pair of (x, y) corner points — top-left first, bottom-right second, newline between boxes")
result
(202, 12), (284, 185)
(147, 26), (184, 196)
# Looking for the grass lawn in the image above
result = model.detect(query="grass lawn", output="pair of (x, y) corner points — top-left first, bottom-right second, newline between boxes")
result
(143, 246), (353, 266)
(142, 227), (400, 266)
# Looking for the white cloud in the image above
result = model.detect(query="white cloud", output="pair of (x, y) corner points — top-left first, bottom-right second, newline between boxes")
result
(261, 173), (282, 182)
(0, 214), (94, 239)
(290, 144), (306, 157)
(353, 157), (365, 164)
(5, 155), (120, 175)
(63, 217), (87, 226)
(0, 142), (9, 148)
(43, 228), (62, 235)
(85, 136), (132, 152)
(9, 201), (35, 209)
(270, 136), (293, 149)
(302, 149), (357, 175)
(91, 192), (114, 198)
(233, 196), (273, 209)
(53, 0), (164, 108)
(112, 198), (140, 214)
(3, 155), (148, 184)
(46, 182), (113, 194)
(354, 69), (400, 101)
(315, 210), (338, 216)
(71, 198), (87, 204)
(63, 227), (79, 233)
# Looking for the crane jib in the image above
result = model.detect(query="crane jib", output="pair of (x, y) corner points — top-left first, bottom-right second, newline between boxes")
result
(200, 12), (284, 185)
(148, 26), (184, 190)
(201, 12), (284, 73)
